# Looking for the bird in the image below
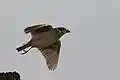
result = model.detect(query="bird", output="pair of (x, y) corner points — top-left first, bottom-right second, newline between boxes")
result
(16, 24), (70, 71)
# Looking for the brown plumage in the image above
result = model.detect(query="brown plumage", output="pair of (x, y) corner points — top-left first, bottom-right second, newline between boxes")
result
(39, 40), (61, 70)
(16, 24), (70, 71)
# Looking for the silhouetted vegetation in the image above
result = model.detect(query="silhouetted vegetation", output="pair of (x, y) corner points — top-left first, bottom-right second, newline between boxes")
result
(0, 71), (21, 80)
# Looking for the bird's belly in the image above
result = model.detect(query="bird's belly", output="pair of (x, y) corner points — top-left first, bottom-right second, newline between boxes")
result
(31, 38), (56, 48)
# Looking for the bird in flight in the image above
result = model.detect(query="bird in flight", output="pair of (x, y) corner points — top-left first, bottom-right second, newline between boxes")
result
(16, 24), (70, 71)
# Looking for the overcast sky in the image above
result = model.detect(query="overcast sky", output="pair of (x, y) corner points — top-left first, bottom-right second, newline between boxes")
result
(0, 0), (119, 80)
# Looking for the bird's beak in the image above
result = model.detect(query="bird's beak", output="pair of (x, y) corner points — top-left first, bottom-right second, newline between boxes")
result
(66, 29), (70, 33)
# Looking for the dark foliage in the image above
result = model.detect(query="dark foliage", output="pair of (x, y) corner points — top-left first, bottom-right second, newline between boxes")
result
(0, 71), (21, 80)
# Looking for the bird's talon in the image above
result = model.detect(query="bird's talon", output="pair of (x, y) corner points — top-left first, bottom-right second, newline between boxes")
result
(20, 53), (26, 55)
(20, 49), (27, 55)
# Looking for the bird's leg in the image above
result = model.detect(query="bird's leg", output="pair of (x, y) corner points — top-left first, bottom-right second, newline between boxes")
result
(20, 43), (32, 55)
(20, 47), (32, 55)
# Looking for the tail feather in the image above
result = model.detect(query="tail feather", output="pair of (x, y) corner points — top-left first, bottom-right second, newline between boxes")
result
(16, 43), (31, 52)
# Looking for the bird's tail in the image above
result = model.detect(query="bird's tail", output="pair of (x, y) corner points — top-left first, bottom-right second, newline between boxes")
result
(16, 42), (31, 52)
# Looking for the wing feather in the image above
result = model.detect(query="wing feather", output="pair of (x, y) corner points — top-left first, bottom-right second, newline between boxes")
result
(24, 24), (53, 35)
(38, 40), (61, 71)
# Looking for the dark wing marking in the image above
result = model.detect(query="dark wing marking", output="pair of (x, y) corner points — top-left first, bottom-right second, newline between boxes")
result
(24, 24), (53, 38)
(24, 24), (46, 34)
(37, 40), (61, 71)
(35, 25), (53, 33)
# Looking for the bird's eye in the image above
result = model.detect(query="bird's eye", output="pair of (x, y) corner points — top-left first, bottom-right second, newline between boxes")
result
(63, 29), (67, 33)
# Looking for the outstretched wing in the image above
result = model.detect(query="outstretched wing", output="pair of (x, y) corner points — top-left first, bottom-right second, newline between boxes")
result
(24, 24), (53, 35)
(38, 40), (61, 71)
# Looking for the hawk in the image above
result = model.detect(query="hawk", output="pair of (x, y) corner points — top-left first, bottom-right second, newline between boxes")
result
(16, 24), (70, 71)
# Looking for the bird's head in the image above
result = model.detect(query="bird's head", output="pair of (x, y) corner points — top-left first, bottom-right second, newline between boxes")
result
(55, 27), (70, 37)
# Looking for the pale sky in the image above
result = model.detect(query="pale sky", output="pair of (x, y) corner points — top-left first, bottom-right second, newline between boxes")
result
(0, 0), (119, 80)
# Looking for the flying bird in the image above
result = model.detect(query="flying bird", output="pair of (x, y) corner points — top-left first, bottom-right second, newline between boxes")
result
(16, 24), (70, 71)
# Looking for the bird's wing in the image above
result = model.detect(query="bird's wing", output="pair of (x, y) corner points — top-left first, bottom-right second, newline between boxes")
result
(35, 25), (53, 33)
(24, 24), (53, 34)
(24, 24), (46, 33)
(38, 40), (61, 71)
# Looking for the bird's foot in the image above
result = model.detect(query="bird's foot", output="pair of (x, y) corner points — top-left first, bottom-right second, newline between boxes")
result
(19, 43), (28, 55)
(20, 52), (26, 55)
(20, 49), (27, 55)
(20, 47), (32, 55)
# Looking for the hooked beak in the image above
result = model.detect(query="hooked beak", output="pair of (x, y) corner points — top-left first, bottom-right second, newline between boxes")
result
(66, 29), (70, 33)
